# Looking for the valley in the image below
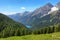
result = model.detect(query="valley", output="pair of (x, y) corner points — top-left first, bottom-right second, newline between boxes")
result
(0, 0), (60, 40)
(8, 2), (60, 29)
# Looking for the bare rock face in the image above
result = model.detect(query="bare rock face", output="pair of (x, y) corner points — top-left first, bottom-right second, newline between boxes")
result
(31, 3), (53, 18)
(26, 3), (53, 24)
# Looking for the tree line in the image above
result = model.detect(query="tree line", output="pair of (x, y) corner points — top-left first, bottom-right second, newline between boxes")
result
(0, 23), (60, 38)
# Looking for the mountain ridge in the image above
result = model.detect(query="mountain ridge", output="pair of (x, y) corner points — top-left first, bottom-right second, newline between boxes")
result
(8, 2), (60, 29)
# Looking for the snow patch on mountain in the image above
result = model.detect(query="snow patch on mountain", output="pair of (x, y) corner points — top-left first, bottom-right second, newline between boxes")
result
(48, 7), (59, 14)
(51, 7), (59, 11)
(40, 7), (59, 18)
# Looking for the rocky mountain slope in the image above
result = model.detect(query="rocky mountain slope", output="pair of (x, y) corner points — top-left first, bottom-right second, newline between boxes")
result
(8, 2), (60, 29)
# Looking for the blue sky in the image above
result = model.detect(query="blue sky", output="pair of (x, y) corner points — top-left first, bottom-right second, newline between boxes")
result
(0, 0), (60, 15)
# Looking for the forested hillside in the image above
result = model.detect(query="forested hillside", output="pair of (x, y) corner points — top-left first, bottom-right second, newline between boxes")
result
(0, 13), (60, 38)
(0, 13), (28, 38)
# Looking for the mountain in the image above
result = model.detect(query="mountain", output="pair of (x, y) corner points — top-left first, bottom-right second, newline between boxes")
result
(29, 9), (60, 29)
(19, 3), (54, 26)
(8, 13), (22, 22)
(8, 11), (30, 23)
(0, 13), (27, 37)
(25, 2), (60, 29)
(8, 3), (53, 26)
(31, 3), (53, 17)
(23, 3), (53, 25)
(8, 2), (60, 29)
(22, 11), (31, 16)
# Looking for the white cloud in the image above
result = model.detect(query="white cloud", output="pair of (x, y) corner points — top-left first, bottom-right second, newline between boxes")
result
(21, 7), (26, 10)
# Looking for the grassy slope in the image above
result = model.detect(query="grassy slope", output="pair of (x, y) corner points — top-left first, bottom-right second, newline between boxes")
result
(0, 32), (60, 40)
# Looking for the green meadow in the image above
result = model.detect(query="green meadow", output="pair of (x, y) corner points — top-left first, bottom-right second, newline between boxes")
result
(0, 32), (60, 40)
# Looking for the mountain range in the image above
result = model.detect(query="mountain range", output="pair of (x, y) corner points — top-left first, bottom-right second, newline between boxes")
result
(8, 2), (60, 29)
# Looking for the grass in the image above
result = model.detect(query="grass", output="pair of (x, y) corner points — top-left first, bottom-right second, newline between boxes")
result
(0, 32), (60, 40)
